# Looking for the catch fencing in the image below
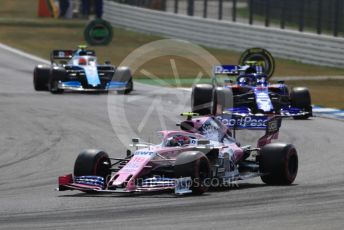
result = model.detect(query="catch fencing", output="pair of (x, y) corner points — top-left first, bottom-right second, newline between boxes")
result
(104, 1), (344, 67)
(111, 0), (344, 37)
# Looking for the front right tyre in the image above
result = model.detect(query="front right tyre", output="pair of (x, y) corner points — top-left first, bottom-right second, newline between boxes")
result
(33, 65), (50, 91)
(191, 84), (213, 115)
(211, 87), (233, 115)
(74, 149), (111, 181)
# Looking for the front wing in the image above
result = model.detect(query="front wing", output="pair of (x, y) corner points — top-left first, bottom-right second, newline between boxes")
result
(226, 106), (310, 118)
(58, 175), (193, 195)
(57, 81), (129, 92)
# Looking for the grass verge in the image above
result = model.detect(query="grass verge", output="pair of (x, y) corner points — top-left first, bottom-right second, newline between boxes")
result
(286, 80), (344, 109)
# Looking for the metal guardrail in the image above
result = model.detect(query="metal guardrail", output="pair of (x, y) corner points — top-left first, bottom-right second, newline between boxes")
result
(109, 0), (344, 37)
(104, 1), (344, 68)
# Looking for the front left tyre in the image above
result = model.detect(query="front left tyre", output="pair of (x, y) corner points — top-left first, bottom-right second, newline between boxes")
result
(259, 143), (298, 185)
(118, 78), (133, 95)
(290, 87), (312, 120)
(114, 67), (133, 95)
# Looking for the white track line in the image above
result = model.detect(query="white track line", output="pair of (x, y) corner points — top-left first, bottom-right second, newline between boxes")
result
(0, 43), (49, 64)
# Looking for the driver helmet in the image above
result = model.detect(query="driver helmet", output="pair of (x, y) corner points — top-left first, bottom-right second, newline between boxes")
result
(247, 74), (257, 85)
(256, 74), (267, 85)
(79, 57), (87, 65)
(238, 73), (256, 86)
(167, 135), (190, 147)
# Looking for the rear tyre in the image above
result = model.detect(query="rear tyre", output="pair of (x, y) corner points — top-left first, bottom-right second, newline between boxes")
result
(174, 151), (211, 195)
(211, 87), (233, 115)
(259, 143), (298, 185)
(74, 149), (111, 181)
(191, 84), (213, 115)
(33, 65), (50, 91)
(49, 68), (65, 94)
(290, 87), (312, 120)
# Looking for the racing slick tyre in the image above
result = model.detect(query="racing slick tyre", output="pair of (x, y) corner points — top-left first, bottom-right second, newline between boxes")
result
(115, 67), (133, 95)
(33, 65), (50, 91)
(191, 84), (213, 115)
(174, 151), (211, 195)
(290, 87), (312, 120)
(259, 143), (298, 185)
(74, 150), (111, 182)
(211, 87), (233, 115)
(239, 48), (275, 80)
(117, 78), (133, 95)
(49, 68), (65, 94)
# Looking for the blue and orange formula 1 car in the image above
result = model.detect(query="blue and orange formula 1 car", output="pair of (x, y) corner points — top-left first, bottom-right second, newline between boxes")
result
(191, 48), (312, 119)
(33, 45), (133, 94)
(58, 113), (298, 195)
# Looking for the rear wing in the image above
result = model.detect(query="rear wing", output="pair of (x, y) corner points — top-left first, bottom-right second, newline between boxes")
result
(213, 65), (263, 76)
(50, 49), (96, 64)
(179, 112), (281, 134)
(50, 50), (74, 64)
(216, 114), (281, 147)
(216, 114), (281, 137)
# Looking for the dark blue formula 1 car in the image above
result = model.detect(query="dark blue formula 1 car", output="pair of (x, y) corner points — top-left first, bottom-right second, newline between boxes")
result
(33, 45), (133, 94)
(191, 48), (312, 119)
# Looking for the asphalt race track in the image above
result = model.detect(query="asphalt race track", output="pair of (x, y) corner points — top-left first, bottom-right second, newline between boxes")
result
(0, 46), (344, 230)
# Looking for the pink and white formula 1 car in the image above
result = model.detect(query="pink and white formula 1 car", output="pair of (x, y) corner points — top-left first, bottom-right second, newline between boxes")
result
(58, 113), (298, 195)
